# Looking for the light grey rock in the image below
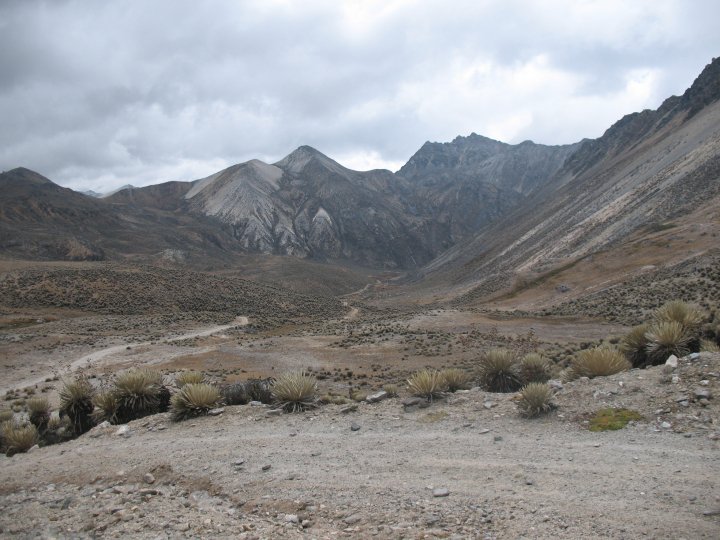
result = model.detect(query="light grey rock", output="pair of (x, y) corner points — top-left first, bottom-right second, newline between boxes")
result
(366, 391), (388, 403)
(344, 514), (361, 525)
(694, 388), (712, 400)
(432, 488), (450, 497)
(207, 407), (225, 416)
(143, 473), (155, 485)
(115, 425), (131, 438)
(665, 355), (678, 368)
(340, 404), (358, 414)
(284, 514), (299, 524)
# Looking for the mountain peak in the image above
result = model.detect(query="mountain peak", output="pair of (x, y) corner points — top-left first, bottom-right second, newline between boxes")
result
(1, 167), (54, 186)
(275, 145), (346, 175)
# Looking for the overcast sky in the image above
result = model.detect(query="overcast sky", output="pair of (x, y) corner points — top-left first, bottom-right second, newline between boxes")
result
(0, 0), (717, 192)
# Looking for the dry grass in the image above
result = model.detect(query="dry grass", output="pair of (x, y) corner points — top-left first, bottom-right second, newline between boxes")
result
(176, 371), (205, 387)
(382, 384), (399, 397)
(440, 368), (473, 392)
(519, 353), (551, 384)
(272, 372), (318, 412)
(92, 391), (119, 423)
(479, 349), (522, 393)
(645, 321), (691, 365)
(59, 377), (95, 435)
(517, 383), (554, 418)
(407, 369), (445, 401)
(170, 383), (222, 422)
(27, 397), (51, 430)
(701, 339), (720, 353)
(653, 300), (704, 332)
(113, 369), (162, 423)
(2, 421), (39, 456)
(569, 347), (631, 380)
(620, 324), (650, 367)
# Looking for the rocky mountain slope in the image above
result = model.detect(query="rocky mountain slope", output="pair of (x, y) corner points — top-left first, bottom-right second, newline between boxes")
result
(413, 57), (720, 304)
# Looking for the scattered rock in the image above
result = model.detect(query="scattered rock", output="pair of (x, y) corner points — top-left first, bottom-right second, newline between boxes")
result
(284, 514), (299, 524)
(366, 391), (388, 403)
(143, 473), (155, 485)
(432, 488), (450, 497)
(340, 404), (358, 414)
(249, 401), (264, 407)
(660, 421), (672, 429)
(207, 407), (225, 416)
(693, 388), (712, 400)
(665, 355), (678, 368)
(266, 409), (282, 416)
(115, 425), (131, 438)
(344, 514), (361, 525)
(483, 401), (496, 409)
(262, 464), (272, 471)
(350, 422), (361, 432)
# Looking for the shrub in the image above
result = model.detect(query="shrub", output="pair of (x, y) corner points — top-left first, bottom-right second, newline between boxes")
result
(407, 369), (445, 401)
(112, 369), (162, 423)
(619, 324), (650, 367)
(59, 377), (95, 435)
(176, 371), (204, 387)
(653, 300), (703, 332)
(517, 383), (554, 418)
(170, 383), (222, 422)
(245, 379), (274, 404)
(479, 349), (522, 392)
(645, 321), (691, 365)
(382, 384), (399, 397)
(519, 353), (551, 384)
(440, 368), (473, 392)
(221, 382), (249, 405)
(568, 347), (630, 380)
(3, 421), (39, 456)
(92, 391), (119, 423)
(272, 371), (318, 412)
(27, 397), (51, 431)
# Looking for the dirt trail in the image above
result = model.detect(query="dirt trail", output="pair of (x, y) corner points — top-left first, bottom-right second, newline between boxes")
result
(0, 316), (250, 394)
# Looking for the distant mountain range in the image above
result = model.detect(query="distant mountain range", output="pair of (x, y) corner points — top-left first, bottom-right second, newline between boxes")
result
(2, 57), (719, 297)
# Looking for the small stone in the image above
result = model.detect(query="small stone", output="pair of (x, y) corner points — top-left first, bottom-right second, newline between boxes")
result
(115, 425), (131, 438)
(339, 404), (358, 414)
(432, 488), (450, 497)
(143, 473), (155, 485)
(483, 401), (496, 409)
(233, 459), (245, 467)
(548, 380), (563, 391)
(402, 397), (422, 407)
(350, 422), (361, 432)
(494, 435), (503, 442)
(261, 464), (271, 471)
(525, 479), (534, 485)
(248, 401), (263, 407)
(694, 388), (712, 400)
(688, 352), (700, 361)
(366, 391), (388, 403)
(671, 375), (680, 384)
(479, 428), (490, 434)
(27, 444), (40, 453)
(175, 522), (190, 532)
(344, 514), (361, 525)
(266, 409), (282, 416)
(284, 514), (299, 524)
(207, 407), (225, 416)
(665, 355), (678, 368)
(660, 421), (672, 429)
(301, 519), (312, 528)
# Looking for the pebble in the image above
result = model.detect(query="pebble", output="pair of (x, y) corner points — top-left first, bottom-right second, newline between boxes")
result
(115, 425), (131, 438)
(143, 473), (155, 485)
(660, 422), (672, 429)
(350, 422), (361, 432)
(433, 488), (450, 497)
(207, 407), (225, 416)
(284, 514), (299, 524)
(344, 514), (362, 525)
(694, 388), (712, 400)
(479, 428), (490, 434)
(340, 404), (358, 414)
(483, 401), (495, 409)
(366, 391), (388, 403)
(261, 464), (272, 471)
(665, 355), (678, 368)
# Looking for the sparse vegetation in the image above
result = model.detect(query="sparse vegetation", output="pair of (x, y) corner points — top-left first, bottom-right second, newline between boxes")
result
(653, 300), (703, 333)
(221, 382), (249, 405)
(112, 369), (163, 423)
(440, 368), (473, 392)
(2, 421), (39, 456)
(645, 321), (691, 365)
(519, 353), (551, 384)
(245, 379), (274, 404)
(92, 391), (119, 423)
(479, 349), (522, 393)
(27, 397), (51, 431)
(176, 370), (205, 387)
(568, 347), (630, 380)
(272, 371), (318, 412)
(407, 369), (445, 401)
(59, 377), (95, 435)
(382, 383), (399, 397)
(170, 383), (222, 422)
(620, 324), (650, 367)
(589, 408), (643, 431)
(517, 383), (554, 418)
(701, 339), (720, 352)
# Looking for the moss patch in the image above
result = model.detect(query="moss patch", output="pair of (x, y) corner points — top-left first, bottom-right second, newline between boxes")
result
(589, 408), (643, 432)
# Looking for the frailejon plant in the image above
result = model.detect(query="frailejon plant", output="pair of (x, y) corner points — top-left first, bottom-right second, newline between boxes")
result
(619, 324), (650, 367)
(27, 397), (51, 431)
(112, 369), (162, 423)
(170, 383), (222, 422)
(517, 383), (554, 418)
(176, 371), (204, 387)
(407, 369), (445, 401)
(645, 321), (691, 365)
(568, 347), (630, 380)
(271, 371), (318, 412)
(3, 421), (39, 456)
(439, 368), (473, 392)
(479, 349), (522, 392)
(59, 377), (95, 435)
(519, 353), (551, 384)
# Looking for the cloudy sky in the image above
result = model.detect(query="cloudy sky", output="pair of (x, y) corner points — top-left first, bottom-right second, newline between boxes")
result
(0, 0), (717, 192)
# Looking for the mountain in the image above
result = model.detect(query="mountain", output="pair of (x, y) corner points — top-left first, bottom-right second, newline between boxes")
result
(414, 57), (720, 304)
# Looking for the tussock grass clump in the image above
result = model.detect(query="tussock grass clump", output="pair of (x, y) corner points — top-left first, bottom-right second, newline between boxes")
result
(701, 339), (720, 353)
(517, 383), (554, 418)
(519, 353), (551, 384)
(0, 409), (13, 423)
(59, 377), (95, 435)
(589, 408), (642, 431)
(407, 369), (445, 401)
(176, 371), (204, 387)
(112, 369), (162, 423)
(27, 397), (51, 430)
(272, 371), (318, 412)
(620, 324), (650, 367)
(440, 368), (473, 392)
(382, 384), (399, 397)
(479, 349), (522, 393)
(645, 321), (691, 365)
(92, 391), (119, 423)
(3, 421), (39, 456)
(568, 347), (630, 380)
(653, 301), (703, 332)
(170, 383), (222, 422)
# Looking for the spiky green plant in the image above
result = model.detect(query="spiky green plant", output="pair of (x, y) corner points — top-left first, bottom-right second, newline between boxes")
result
(439, 368), (473, 392)
(568, 347), (630, 380)
(407, 369), (446, 401)
(519, 353), (551, 384)
(3, 421), (39, 456)
(176, 370), (205, 387)
(619, 324), (650, 367)
(479, 349), (522, 392)
(170, 383), (222, 422)
(653, 301), (703, 332)
(92, 390), (119, 423)
(517, 383), (554, 418)
(112, 369), (162, 423)
(271, 371), (318, 412)
(645, 321), (691, 365)
(27, 397), (51, 431)
(59, 377), (95, 435)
